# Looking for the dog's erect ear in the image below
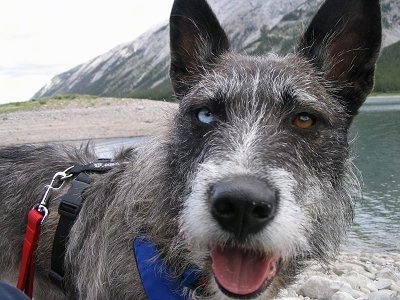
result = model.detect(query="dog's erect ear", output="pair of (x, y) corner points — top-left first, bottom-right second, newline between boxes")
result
(169, 0), (229, 98)
(297, 0), (382, 115)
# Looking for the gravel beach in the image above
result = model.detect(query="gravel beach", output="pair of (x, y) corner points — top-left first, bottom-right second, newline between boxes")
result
(0, 98), (177, 146)
(1, 97), (399, 299)
(279, 252), (400, 299)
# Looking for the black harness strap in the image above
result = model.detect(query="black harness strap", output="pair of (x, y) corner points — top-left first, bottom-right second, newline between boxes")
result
(49, 159), (117, 290)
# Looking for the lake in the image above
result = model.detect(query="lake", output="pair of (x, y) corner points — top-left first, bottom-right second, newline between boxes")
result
(347, 96), (400, 252)
(94, 96), (400, 253)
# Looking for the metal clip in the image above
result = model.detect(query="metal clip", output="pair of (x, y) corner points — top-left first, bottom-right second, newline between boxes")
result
(36, 166), (74, 223)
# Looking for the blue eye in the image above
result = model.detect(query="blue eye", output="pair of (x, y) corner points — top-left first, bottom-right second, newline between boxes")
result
(196, 107), (217, 124)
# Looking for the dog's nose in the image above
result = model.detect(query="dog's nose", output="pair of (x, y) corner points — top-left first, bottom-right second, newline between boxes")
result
(210, 177), (277, 241)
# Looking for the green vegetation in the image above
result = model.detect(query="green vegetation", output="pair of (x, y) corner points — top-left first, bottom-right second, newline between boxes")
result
(130, 81), (174, 101)
(373, 41), (400, 94)
(245, 25), (285, 54)
(0, 94), (98, 114)
(37, 94), (98, 101)
(140, 39), (400, 98)
(3, 41), (399, 107)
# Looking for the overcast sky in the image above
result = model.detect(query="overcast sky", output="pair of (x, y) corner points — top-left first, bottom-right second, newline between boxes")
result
(0, 0), (174, 104)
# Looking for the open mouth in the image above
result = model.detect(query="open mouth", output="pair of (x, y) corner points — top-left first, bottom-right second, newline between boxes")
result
(211, 245), (280, 298)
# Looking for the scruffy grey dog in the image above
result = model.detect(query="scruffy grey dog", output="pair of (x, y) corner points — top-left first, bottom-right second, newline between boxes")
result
(0, 0), (381, 299)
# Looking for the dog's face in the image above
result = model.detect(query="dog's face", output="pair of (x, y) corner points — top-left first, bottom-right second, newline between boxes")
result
(168, 0), (381, 298)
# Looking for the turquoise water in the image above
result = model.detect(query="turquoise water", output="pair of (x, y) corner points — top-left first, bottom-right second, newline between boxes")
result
(346, 96), (400, 252)
(94, 96), (400, 252)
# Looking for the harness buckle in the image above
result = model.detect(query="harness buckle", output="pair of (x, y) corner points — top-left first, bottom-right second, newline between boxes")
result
(36, 166), (74, 224)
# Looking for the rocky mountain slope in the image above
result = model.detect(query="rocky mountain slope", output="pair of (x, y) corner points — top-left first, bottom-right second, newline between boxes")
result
(34, 0), (400, 100)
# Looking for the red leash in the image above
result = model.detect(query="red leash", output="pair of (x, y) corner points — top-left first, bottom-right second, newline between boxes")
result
(16, 209), (45, 298)
(16, 169), (72, 298)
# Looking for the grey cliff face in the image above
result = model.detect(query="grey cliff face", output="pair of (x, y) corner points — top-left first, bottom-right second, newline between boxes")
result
(34, 0), (400, 99)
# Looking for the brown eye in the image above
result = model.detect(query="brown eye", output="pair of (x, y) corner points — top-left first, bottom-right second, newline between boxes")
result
(293, 113), (316, 129)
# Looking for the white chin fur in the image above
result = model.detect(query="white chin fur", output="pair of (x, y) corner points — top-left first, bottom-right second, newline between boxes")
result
(179, 160), (310, 262)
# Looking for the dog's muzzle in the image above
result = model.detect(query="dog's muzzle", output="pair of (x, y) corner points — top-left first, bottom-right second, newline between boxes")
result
(208, 176), (280, 297)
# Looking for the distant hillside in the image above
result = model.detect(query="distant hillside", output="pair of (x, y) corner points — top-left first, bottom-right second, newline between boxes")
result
(374, 41), (400, 93)
(34, 0), (400, 100)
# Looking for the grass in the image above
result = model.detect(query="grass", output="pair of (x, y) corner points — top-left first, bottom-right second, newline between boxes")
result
(2, 89), (398, 115)
(0, 94), (99, 114)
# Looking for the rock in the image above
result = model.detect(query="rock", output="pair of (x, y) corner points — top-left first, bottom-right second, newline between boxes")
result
(360, 256), (371, 263)
(370, 256), (388, 266)
(392, 284), (400, 292)
(297, 276), (353, 299)
(366, 282), (378, 292)
(368, 290), (400, 300)
(348, 290), (366, 299)
(331, 291), (355, 300)
(377, 268), (399, 281)
(375, 279), (393, 290)
(333, 262), (367, 276)
(364, 264), (378, 274)
(342, 271), (374, 290)
(277, 287), (299, 298)
(333, 267), (346, 276)
(363, 270), (378, 280)
(360, 287), (371, 294)
(280, 251), (400, 300)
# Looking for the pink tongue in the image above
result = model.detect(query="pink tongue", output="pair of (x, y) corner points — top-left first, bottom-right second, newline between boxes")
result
(211, 246), (277, 295)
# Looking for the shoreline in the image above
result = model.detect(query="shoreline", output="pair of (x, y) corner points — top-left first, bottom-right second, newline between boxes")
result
(1, 97), (399, 298)
(0, 97), (177, 147)
(1, 95), (399, 147)
(368, 94), (400, 98)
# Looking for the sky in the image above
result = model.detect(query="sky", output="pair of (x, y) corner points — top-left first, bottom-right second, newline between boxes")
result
(0, 0), (174, 104)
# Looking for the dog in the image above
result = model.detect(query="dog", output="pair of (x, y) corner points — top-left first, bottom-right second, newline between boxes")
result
(0, 0), (382, 299)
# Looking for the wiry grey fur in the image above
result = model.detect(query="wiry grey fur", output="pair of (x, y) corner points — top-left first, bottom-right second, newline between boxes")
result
(0, 0), (381, 299)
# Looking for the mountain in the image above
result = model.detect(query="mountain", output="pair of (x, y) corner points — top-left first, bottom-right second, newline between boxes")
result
(34, 0), (400, 100)
(374, 40), (400, 93)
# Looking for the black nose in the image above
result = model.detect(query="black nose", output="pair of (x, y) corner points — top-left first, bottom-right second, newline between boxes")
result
(210, 176), (278, 241)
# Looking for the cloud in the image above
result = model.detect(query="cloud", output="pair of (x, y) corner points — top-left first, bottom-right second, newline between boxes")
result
(0, 74), (52, 103)
(0, 0), (173, 103)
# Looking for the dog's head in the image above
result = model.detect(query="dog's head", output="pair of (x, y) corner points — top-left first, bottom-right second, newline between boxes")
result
(167, 0), (381, 298)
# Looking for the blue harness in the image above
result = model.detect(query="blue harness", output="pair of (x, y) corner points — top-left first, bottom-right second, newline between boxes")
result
(133, 237), (201, 300)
